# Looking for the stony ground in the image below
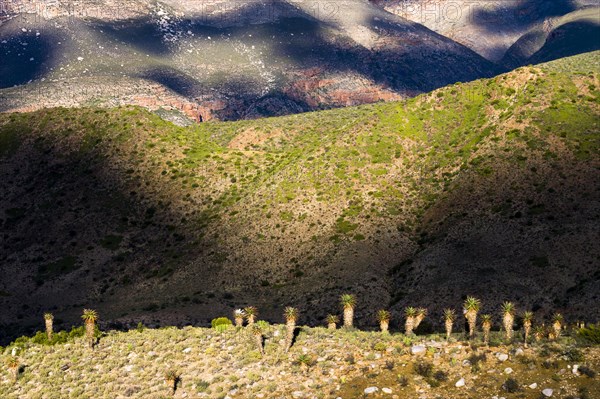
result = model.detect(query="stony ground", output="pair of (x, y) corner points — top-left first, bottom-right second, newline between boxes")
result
(1, 323), (598, 399)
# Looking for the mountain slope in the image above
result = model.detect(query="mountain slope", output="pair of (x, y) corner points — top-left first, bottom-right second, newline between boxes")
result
(379, 0), (599, 62)
(502, 6), (600, 68)
(0, 51), (599, 343)
(0, 0), (499, 121)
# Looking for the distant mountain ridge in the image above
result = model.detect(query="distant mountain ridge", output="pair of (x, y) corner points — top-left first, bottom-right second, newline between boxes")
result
(379, 0), (600, 64)
(1, 0), (500, 121)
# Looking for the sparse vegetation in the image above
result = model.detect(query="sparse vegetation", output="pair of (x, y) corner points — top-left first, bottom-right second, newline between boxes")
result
(0, 48), (598, 399)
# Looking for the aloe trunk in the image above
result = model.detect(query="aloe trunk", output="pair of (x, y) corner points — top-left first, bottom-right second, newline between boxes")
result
(235, 316), (244, 327)
(380, 320), (389, 333)
(85, 320), (95, 348)
(405, 316), (415, 335)
(166, 379), (176, 395)
(252, 326), (264, 356)
(328, 322), (336, 330)
(552, 321), (561, 339)
(45, 318), (53, 341)
(285, 321), (296, 353)
(503, 313), (514, 341)
(482, 321), (491, 345)
(343, 307), (354, 328)
(466, 310), (477, 338)
(445, 319), (453, 340)
(523, 320), (531, 347)
(9, 364), (18, 383)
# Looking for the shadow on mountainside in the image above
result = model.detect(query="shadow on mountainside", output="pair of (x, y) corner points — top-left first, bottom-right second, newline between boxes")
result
(471, 0), (579, 32)
(0, 0), (501, 120)
(0, 30), (60, 89)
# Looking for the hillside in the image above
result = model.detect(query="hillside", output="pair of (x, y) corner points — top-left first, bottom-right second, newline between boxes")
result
(0, 51), (599, 342)
(0, 0), (499, 121)
(501, 7), (600, 68)
(379, 0), (600, 63)
(1, 321), (599, 398)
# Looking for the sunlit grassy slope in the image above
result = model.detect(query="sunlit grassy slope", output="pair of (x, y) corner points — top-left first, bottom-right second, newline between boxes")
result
(0, 52), (599, 339)
(1, 321), (599, 398)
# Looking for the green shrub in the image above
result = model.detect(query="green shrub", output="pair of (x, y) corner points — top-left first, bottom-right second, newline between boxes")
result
(503, 377), (521, 393)
(211, 317), (233, 332)
(579, 366), (596, 378)
(578, 324), (600, 344)
(196, 379), (210, 392)
(373, 342), (387, 352)
(563, 347), (585, 362)
(414, 361), (433, 377)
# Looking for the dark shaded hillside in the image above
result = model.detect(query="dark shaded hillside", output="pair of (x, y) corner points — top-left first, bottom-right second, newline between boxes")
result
(377, 0), (599, 62)
(0, 51), (599, 344)
(501, 7), (600, 68)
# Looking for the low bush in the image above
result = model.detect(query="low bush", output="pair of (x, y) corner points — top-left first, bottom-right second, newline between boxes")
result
(211, 317), (233, 332)
(503, 377), (521, 393)
(578, 324), (600, 344)
(414, 361), (433, 377)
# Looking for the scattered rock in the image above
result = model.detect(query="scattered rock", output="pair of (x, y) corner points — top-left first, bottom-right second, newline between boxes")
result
(504, 367), (513, 374)
(497, 353), (509, 362)
(529, 383), (538, 389)
(182, 347), (191, 353)
(542, 388), (553, 397)
(382, 387), (393, 394)
(364, 387), (379, 394)
(455, 378), (465, 387)
(514, 348), (524, 356)
(411, 345), (426, 355)
(573, 365), (579, 374)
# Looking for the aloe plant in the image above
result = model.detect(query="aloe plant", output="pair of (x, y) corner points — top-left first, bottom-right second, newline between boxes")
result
(340, 294), (356, 328)
(164, 370), (179, 395)
(551, 313), (563, 340)
(443, 309), (456, 340)
(283, 307), (299, 353)
(404, 307), (417, 335)
(501, 302), (515, 341)
(463, 296), (481, 338)
(81, 309), (98, 349)
(481, 314), (492, 345)
(233, 309), (245, 328)
(326, 314), (339, 330)
(244, 306), (258, 325)
(522, 311), (534, 347)
(376, 310), (391, 333)
(414, 308), (427, 331)
(6, 356), (19, 383)
(251, 324), (264, 356)
(44, 312), (54, 341)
